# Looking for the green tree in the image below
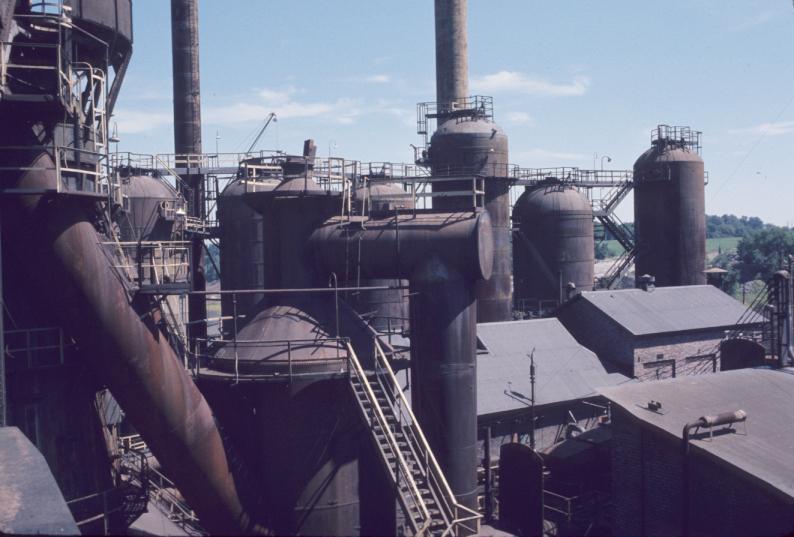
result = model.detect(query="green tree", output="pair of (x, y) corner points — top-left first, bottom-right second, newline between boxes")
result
(734, 227), (794, 283)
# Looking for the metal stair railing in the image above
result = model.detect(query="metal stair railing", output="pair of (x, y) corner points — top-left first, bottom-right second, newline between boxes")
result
(371, 341), (482, 536)
(596, 211), (637, 289)
(594, 177), (633, 216)
(346, 341), (431, 535)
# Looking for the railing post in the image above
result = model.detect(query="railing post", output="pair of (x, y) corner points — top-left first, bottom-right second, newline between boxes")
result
(288, 340), (292, 381)
(232, 292), (239, 383)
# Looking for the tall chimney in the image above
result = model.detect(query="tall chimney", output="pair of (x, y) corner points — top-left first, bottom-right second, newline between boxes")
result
(171, 0), (202, 155)
(434, 0), (469, 110)
(170, 0), (206, 347)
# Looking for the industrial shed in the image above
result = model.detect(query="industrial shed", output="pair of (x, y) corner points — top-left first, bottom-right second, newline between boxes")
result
(475, 319), (630, 456)
(557, 285), (763, 380)
(600, 368), (794, 537)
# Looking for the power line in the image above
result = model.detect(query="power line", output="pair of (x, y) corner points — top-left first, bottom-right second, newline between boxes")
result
(710, 92), (794, 201)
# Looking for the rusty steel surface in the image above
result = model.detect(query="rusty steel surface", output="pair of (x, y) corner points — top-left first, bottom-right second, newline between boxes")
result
(633, 138), (706, 287)
(309, 210), (491, 512)
(513, 182), (595, 304)
(1, 147), (268, 535)
(429, 118), (512, 323)
(309, 211), (493, 282)
(434, 0), (468, 108)
(171, 0), (207, 348)
(349, 184), (414, 332)
(218, 178), (279, 333)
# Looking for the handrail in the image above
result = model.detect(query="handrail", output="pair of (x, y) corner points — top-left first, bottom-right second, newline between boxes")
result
(346, 341), (431, 535)
(373, 342), (482, 535)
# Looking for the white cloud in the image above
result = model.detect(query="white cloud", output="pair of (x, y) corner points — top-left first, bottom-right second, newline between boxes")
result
(472, 71), (590, 97)
(112, 109), (172, 134)
(365, 74), (391, 84)
(114, 86), (416, 136)
(504, 111), (534, 125)
(729, 121), (794, 137)
(513, 148), (588, 163)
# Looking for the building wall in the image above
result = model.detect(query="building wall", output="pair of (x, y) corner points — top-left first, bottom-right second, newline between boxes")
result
(556, 299), (634, 372)
(633, 330), (723, 381)
(611, 407), (794, 537)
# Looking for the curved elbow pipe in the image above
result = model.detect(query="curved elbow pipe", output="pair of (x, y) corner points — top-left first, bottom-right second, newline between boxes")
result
(6, 152), (268, 535)
(308, 211), (494, 282)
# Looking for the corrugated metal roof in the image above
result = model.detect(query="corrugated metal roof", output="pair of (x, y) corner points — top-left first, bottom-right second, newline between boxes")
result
(599, 368), (794, 499)
(574, 285), (762, 336)
(476, 319), (631, 417)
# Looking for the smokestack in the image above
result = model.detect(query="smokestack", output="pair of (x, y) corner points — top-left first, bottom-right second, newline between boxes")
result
(170, 0), (207, 348)
(434, 0), (469, 110)
(171, 0), (202, 155)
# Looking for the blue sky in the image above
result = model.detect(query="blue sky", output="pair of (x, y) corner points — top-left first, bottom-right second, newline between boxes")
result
(114, 1), (794, 226)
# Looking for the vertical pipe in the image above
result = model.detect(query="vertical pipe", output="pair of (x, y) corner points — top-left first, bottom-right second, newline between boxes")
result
(409, 259), (478, 518)
(483, 426), (492, 523)
(0, 208), (4, 427)
(434, 0), (468, 110)
(170, 0), (206, 348)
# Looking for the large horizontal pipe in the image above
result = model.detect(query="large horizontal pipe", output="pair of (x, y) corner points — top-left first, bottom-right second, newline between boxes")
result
(3, 150), (267, 535)
(308, 212), (493, 282)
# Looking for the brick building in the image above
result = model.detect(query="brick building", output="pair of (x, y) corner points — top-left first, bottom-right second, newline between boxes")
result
(599, 369), (794, 537)
(557, 285), (763, 380)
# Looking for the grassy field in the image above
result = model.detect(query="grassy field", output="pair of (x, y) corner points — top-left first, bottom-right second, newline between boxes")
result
(599, 236), (741, 257)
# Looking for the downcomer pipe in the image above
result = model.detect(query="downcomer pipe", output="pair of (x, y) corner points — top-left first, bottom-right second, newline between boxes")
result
(310, 212), (492, 513)
(2, 147), (267, 535)
(434, 0), (468, 110)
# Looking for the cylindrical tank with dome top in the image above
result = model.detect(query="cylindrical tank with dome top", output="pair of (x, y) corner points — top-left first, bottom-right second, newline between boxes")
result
(512, 180), (594, 311)
(217, 175), (279, 333)
(348, 182), (414, 333)
(117, 174), (183, 242)
(208, 152), (395, 536)
(429, 112), (512, 322)
(633, 125), (706, 287)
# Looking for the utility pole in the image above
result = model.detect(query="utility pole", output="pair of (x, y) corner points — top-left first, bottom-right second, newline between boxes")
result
(529, 348), (536, 451)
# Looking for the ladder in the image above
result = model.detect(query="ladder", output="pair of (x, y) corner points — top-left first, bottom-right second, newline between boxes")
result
(346, 341), (481, 536)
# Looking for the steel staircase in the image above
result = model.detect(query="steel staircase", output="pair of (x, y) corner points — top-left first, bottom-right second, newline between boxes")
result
(596, 212), (637, 289)
(346, 341), (481, 536)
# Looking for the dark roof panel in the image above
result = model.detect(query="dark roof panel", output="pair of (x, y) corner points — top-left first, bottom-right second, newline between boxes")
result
(599, 368), (794, 499)
(477, 319), (631, 416)
(575, 285), (762, 336)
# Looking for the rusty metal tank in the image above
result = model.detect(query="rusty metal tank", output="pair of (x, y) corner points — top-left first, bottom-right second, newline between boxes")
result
(429, 116), (512, 322)
(217, 177), (279, 333)
(349, 183), (414, 333)
(512, 181), (594, 309)
(633, 125), (706, 287)
(206, 165), (394, 535)
(206, 301), (364, 535)
(118, 175), (183, 242)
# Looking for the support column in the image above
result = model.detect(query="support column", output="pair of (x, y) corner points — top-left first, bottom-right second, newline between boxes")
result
(410, 258), (478, 513)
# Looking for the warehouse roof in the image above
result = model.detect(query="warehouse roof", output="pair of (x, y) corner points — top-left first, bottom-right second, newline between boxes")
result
(476, 319), (631, 417)
(566, 285), (762, 336)
(600, 368), (794, 499)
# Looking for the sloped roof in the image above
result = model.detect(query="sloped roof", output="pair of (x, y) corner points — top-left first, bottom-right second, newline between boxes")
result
(599, 368), (794, 500)
(476, 319), (631, 417)
(571, 285), (762, 336)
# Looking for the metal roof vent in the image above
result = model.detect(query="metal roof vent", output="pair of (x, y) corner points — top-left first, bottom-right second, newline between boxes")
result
(638, 274), (656, 292)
